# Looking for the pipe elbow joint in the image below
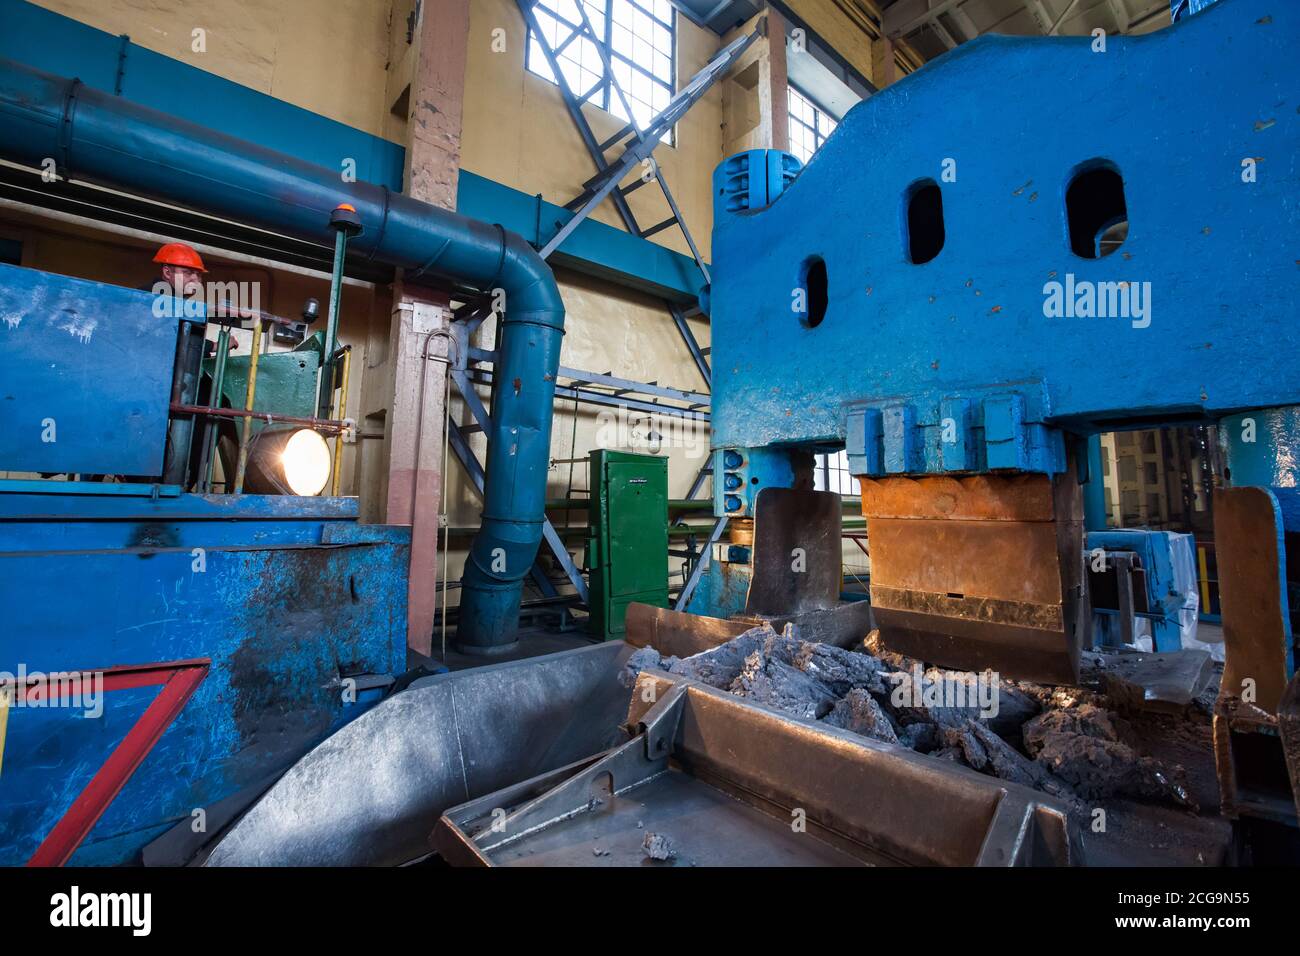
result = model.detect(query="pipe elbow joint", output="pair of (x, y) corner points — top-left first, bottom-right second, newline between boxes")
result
(498, 231), (565, 331)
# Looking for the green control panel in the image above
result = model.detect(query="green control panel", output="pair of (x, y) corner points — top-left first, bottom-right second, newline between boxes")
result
(587, 449), (669, 641)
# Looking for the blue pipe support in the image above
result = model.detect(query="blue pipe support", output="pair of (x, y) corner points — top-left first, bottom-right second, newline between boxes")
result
(0, 58), (565, 650)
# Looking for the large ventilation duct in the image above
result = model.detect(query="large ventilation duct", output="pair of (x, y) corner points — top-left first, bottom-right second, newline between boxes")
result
(0, 58), (563, 652)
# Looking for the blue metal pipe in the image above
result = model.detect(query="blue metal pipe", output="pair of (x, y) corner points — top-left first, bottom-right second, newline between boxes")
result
(0, 58), (563, 650)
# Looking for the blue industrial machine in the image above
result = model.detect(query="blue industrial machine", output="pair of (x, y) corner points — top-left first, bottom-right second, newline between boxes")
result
(0, 262), (411, 865)
(697, 0), (1298, 823)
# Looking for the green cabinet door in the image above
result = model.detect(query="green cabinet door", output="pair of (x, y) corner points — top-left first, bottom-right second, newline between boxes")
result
(589, 450), (669, 640)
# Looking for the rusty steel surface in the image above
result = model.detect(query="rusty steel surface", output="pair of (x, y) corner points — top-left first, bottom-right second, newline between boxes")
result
(1212, 697), (1296, 826)
(747, 487), (842, 616)
(1214, 487), (1293, 714)
(861, 472), (1085, 685)
(859, 474), (1056, 521)
(624, 603), (753, 656)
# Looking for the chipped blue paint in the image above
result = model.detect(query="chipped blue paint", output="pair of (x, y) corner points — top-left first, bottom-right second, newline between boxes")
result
(712, 446), (798, 519)
(0, 492), (410, 866)
(709, 0), (1299, 475)
(0, 264), (193, 477)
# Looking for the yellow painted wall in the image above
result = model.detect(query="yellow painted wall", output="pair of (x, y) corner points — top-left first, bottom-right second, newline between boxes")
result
(32, 0), (393, 136)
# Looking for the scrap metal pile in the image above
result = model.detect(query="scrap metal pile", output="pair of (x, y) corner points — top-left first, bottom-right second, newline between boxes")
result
(624, 623), (1206, 817)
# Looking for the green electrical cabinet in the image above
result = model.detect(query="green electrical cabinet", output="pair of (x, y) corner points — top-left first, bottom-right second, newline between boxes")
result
(588, 450), (669, 641)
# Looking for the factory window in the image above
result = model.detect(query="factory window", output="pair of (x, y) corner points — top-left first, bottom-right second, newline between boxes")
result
(797, 255), (828, 328)
(526, 1), (675, 140)
(904, 180), (945, 264)
(815, 450), (860, 496)
(787, 85), (837, 164)
(1065, 162), (1128, 258)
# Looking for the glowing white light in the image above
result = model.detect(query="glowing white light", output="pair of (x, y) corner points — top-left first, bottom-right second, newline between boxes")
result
(280, 428), (331, 496)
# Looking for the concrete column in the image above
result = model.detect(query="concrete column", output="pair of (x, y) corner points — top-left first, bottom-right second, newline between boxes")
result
(721, 10), (790, 155)
(763, 7), (790, 153)
(385, 0), (470, 660)
(871, 36), (897, 88)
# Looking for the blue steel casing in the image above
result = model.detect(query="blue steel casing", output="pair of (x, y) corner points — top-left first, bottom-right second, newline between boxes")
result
(712, 446), (798, 519)
(0, 263), (195, 476)
(713, 149), (802, 214)
(1221, 407), (1300, 531)
(685, 558), (752, 620)
(709, 0), (1300, 474)
(0, 492), (410, 866)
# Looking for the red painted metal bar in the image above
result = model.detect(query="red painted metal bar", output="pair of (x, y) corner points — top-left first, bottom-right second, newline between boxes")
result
(843, 531), (870, 558)
(25, 658), (210, 867)
(169, 402), (349, 434)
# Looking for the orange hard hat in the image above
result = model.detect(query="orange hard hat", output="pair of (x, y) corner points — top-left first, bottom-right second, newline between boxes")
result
(153, 242), (207, 272)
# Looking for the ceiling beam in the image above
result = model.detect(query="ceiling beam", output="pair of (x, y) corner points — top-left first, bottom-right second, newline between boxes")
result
(1048, 0), (1083, 34)
(929, 17), (959, 48)
(883, 0), (967, 38)
(1107, 0), (1132, 31)
(948, 6), (980, 41)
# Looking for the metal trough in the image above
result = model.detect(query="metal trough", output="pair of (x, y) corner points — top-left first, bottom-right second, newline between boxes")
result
(433, 668), (1084, 867)
(204, 642), (634, 866)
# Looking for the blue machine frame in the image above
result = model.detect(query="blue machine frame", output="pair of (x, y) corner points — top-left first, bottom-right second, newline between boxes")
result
(0, 267), (410, 865)
(708, 0), (1296, 475)
(696, 0), (1297, 687)
(0, 263), (183, 476)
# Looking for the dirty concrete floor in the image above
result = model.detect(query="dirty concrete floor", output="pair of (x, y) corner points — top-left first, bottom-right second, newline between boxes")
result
(1082, 623), (1232, 866)
(432, 624), (596, 672)
(1084, 695), (1232, 866)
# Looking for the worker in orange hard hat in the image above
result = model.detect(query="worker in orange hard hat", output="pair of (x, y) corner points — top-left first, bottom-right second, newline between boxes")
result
(153, 242), (207, 297)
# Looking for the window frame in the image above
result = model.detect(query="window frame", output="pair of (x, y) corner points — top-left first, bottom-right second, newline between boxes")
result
(814, 449), (860, 497)
(525, 0), (676, 139)
(787, 83), (838, 164)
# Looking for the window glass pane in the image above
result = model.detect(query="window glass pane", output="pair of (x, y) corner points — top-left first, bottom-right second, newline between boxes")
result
(814, 451), (860, 496)
(528, 1), (675, 141)
(612, 22), (633, 56)
(528, 37), (556, 82)
(788, 84), (837, 162)
(653, 50), (671, 83)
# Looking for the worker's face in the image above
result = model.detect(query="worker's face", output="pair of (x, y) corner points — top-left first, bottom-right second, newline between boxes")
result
(161, 264), (204, 296)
